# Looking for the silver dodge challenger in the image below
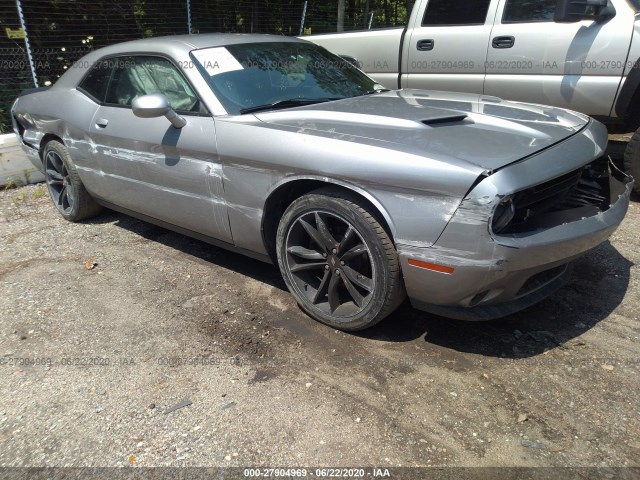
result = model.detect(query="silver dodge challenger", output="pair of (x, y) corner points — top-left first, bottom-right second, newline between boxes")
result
(11, 34), (634, 330)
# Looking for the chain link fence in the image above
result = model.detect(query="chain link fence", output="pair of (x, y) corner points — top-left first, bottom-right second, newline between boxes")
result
(0, 0), (412, 134)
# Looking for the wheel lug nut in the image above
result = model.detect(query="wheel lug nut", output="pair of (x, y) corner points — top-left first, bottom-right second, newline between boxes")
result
(332, 248), (337, 254)
(325, 265), (329, 270)
(340, 261), (345, 266)
(335, 269), (340, 275)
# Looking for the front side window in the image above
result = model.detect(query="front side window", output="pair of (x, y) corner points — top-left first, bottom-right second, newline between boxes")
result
(102, 56), (199, 113)
(503, 0), (557, 23)
(422, 0), (491, 25)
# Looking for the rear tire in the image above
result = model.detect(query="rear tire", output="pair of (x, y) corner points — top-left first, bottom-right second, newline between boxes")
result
(623, 128), (640, 193)
(43, 140), (102, 222)
(276, 188), (405, 331)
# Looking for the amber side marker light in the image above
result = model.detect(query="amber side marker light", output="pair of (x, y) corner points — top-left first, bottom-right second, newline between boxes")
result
(408, 259), (455, 275)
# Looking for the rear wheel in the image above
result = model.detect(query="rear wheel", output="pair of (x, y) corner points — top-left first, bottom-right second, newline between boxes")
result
(43, 141), (102, 221)
(623, 128), (640, 193)
(276, 189), (405, 331)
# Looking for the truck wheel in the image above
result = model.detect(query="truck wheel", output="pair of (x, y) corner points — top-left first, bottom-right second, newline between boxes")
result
(623, 128), (640, 193)
(276, 188), (406, 331)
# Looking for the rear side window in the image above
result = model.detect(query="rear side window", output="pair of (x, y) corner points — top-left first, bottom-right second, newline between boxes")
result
(422, 0), (491, 25)
(503, 0), (557, 23)
(77, 60), (112, 102)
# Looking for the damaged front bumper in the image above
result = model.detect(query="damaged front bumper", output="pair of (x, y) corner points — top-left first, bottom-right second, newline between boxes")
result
(398, 120), (634, 320)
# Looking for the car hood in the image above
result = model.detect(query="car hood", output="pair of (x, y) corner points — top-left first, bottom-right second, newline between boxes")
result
(254, 89), (591, 172)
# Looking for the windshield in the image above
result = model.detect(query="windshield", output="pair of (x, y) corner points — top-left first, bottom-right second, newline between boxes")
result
(191, 41), (381, 115)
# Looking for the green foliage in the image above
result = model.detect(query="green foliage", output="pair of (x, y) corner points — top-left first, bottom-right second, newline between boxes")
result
(306, 0), (414, 33)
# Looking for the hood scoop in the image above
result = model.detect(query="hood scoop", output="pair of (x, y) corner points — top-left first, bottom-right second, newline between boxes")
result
(255, 90), (590, 171)
(421, 114), (468, 126)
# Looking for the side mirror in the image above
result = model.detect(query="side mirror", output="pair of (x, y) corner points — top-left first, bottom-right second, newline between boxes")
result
(554, 0), (615, 22)
(132, 93), (186, 128)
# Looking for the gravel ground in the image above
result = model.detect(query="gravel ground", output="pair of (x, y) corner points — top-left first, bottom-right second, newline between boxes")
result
(0, 147), (639, 472)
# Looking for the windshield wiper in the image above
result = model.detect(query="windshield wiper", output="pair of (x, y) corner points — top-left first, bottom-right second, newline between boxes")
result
(239, 98), (342, 114)
(361, 88), (391, 96)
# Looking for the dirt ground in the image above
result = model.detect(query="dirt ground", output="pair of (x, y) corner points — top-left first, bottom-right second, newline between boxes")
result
(0, 144), (639, 473)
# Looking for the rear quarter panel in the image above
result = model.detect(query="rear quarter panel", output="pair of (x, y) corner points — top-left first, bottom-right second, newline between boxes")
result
(13, 88), (100, 177)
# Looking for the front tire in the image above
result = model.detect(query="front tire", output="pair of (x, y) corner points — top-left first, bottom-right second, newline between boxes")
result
(623, 128), (640, 194)
(43, 141), (102, 222)
(276, 189), (405, 331)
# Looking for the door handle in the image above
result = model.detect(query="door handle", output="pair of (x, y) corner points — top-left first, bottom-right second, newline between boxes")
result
(417, 39), (434, 51)
(492, 36), (515, 49)
(95, 118), (109, 128)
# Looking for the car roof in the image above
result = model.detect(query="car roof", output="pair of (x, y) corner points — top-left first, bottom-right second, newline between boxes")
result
(96, 33), (304, 54)
(53, 34), (306, 88)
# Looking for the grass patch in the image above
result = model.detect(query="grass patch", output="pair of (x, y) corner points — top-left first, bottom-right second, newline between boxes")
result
(31, 184), (47, 200)
(10, 189), (28, 209)
(1, 182), (48, 222)
(3, 177), (20, 191)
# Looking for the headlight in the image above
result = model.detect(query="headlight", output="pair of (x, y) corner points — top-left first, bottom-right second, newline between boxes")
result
(492, 196), (515, 234)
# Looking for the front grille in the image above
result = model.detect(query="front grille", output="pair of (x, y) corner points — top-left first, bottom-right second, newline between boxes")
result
(514, 169), (582, 211)
(501, 158), (611, 234)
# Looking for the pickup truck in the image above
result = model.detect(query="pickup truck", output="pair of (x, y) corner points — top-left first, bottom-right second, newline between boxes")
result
(306, 0), (640, 192)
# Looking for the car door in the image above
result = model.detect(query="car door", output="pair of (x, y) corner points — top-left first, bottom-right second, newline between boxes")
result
(402, 0), (499, 93)
(80, 55), (232, 243)
(484, 0), (634, 117)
